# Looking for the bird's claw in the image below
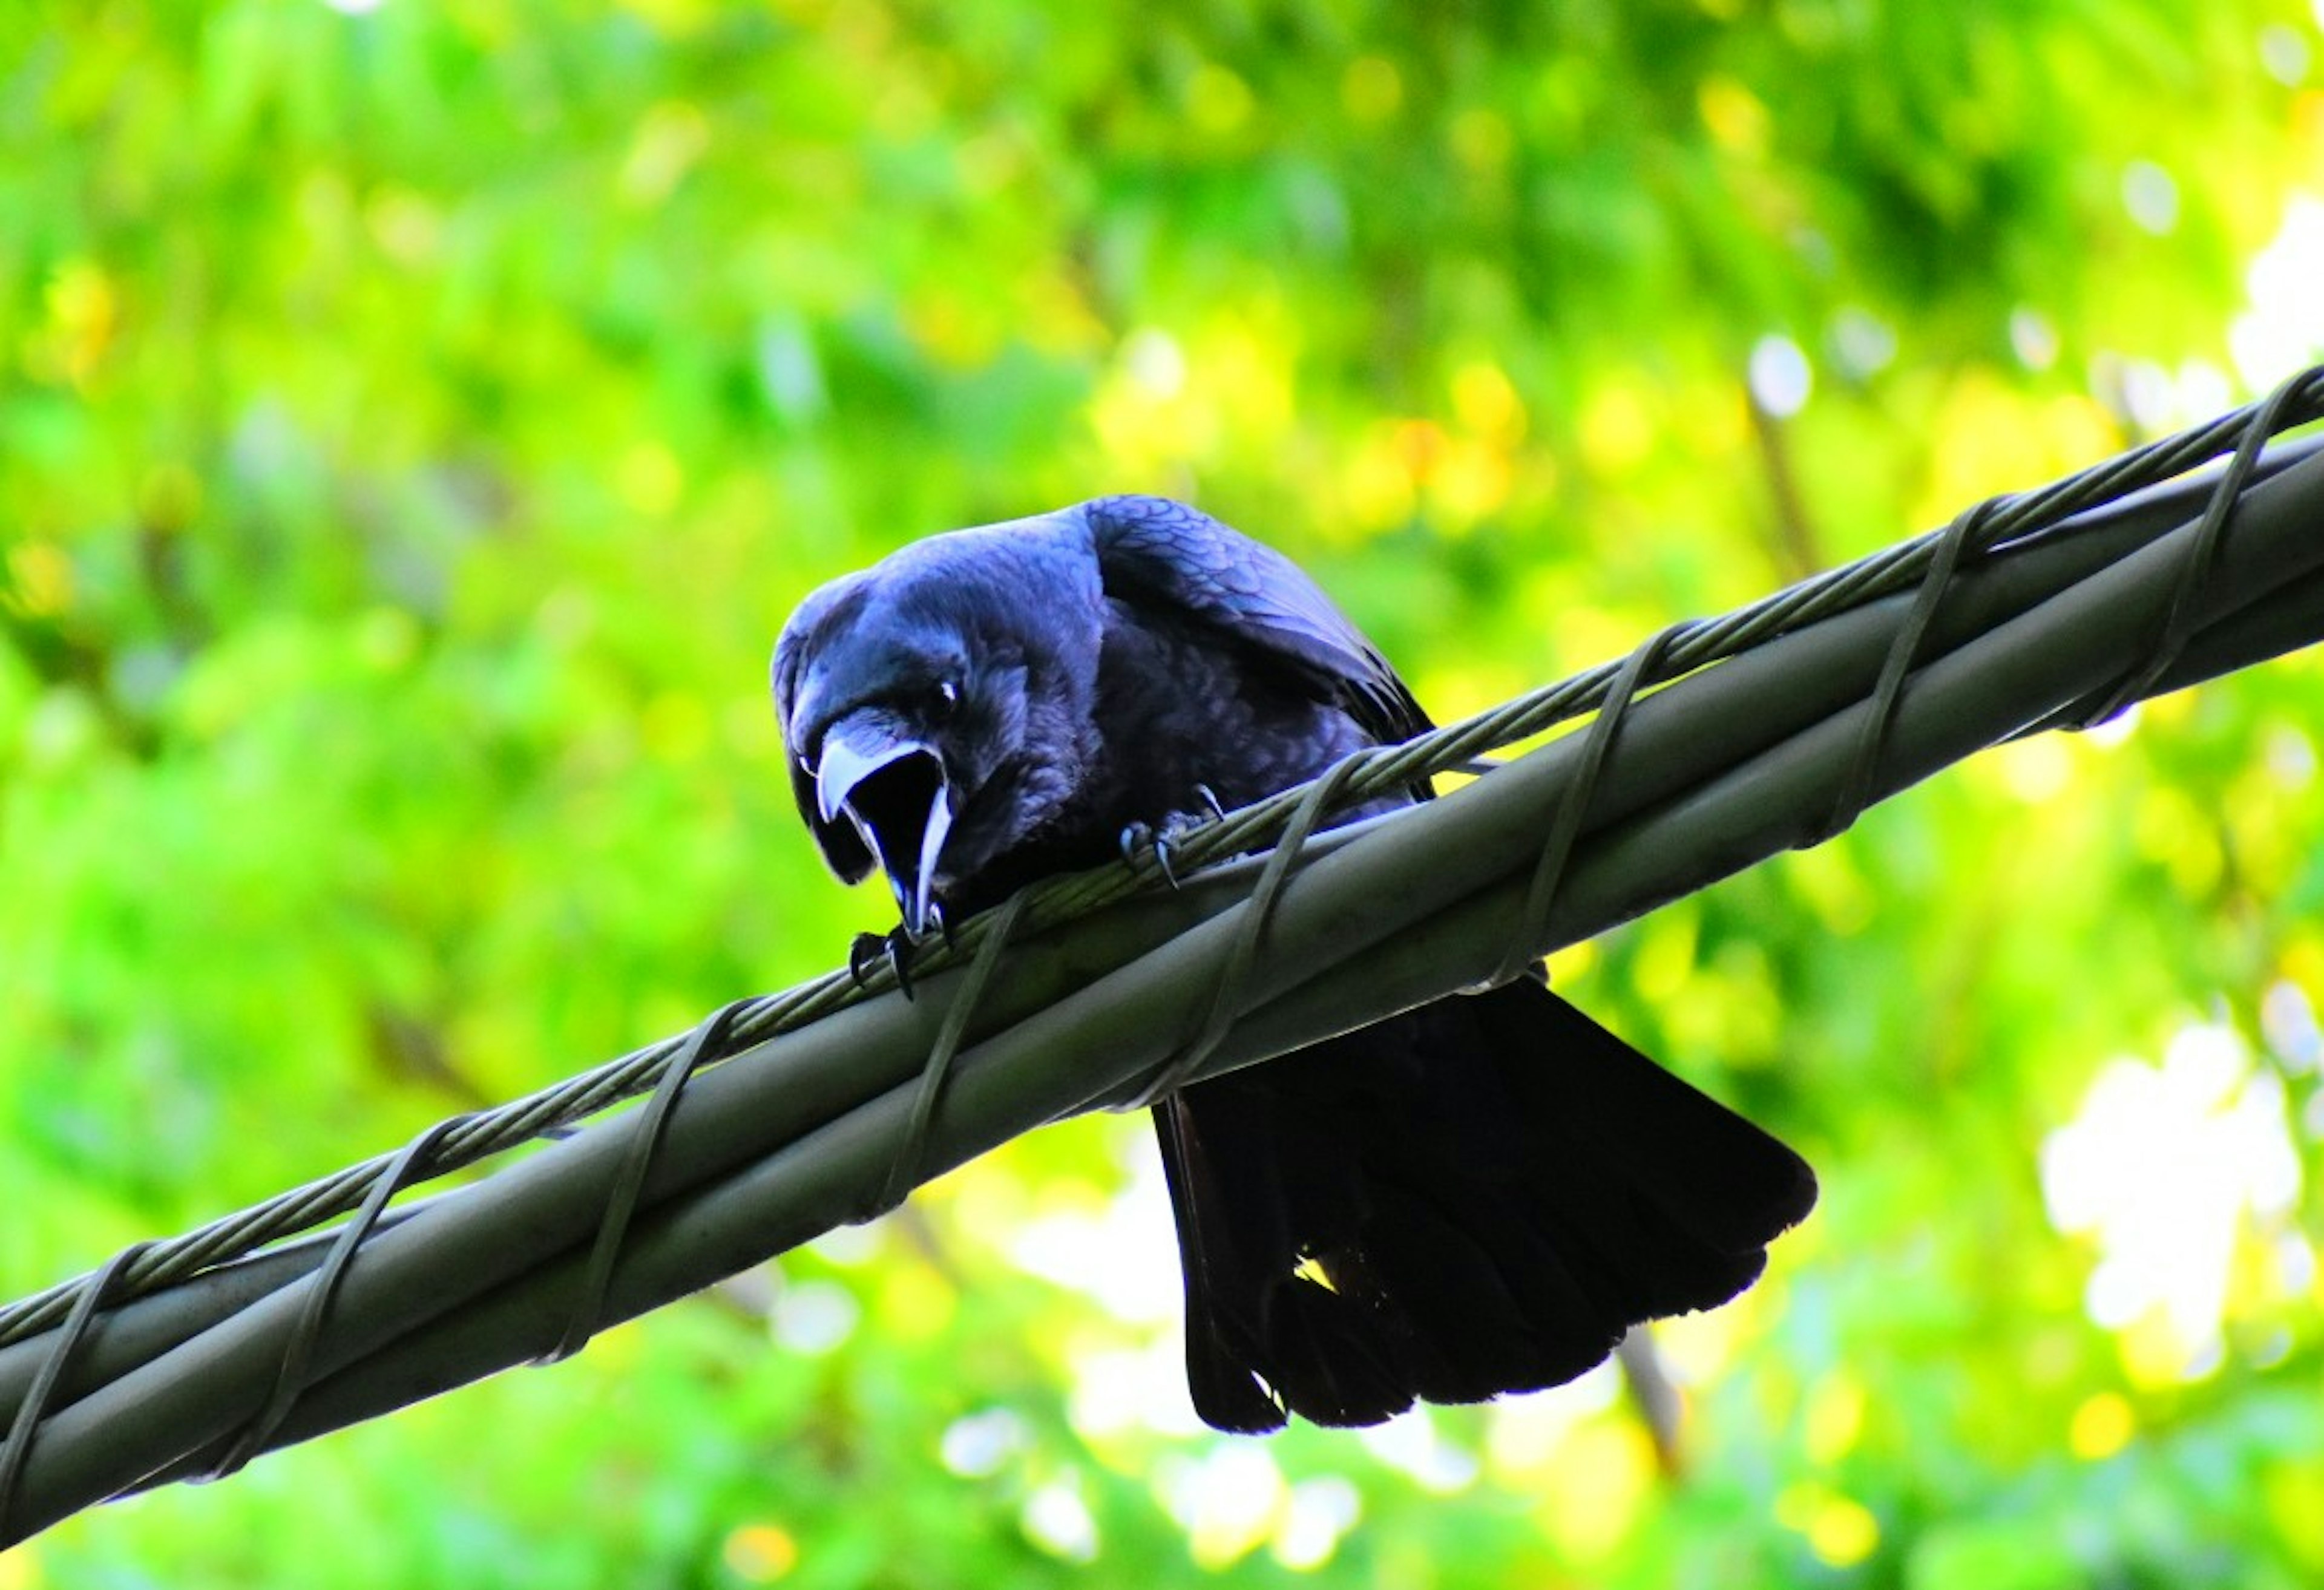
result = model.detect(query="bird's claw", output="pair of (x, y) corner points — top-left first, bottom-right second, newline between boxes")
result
(1120, 822), (1181, 889)
(849, 929), (918, 1000)
(848, 933), (881, 989)
(1121, 785), (1233, 891)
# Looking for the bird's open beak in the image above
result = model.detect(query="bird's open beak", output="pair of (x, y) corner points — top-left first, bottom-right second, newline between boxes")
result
(815, 716), (955, 938)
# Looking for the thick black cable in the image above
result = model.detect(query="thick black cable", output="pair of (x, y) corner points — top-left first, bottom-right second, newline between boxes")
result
(3, 376), (2316, 1357)
(0, 1244), (153, 1540)
(13, 431), (2324, 1542)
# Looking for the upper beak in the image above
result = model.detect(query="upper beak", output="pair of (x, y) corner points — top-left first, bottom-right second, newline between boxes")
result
(815, 713), (956, 938)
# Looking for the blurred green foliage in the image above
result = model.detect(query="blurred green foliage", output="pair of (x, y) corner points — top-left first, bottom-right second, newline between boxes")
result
(5, 1), (2324, 1584)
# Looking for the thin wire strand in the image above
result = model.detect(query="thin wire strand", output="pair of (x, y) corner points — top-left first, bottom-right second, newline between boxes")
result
(1493, 623), (1689, 987)
(539, 999), (755, 1366)
(2078, 371), (2308, 724)
(1126, 757), (1364, 1111)
(1813, 500), (1992, 844)
(198, 1115), (478, 1480)
(867, 888), (1031, 1218)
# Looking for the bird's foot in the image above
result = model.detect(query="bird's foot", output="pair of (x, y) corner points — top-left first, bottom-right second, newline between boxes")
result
(849, 928), (919, 999)
(1118, 820), (1181, 888)
(847, 905), (957, 1000)
(1118, 785), (1230, 891)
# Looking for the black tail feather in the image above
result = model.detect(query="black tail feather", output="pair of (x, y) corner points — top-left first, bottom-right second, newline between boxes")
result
(1153, 978), (1816, 1432)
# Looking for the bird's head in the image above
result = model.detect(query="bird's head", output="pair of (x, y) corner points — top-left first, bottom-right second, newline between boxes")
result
(785, 643), (993, 938)
(772, 526), (1106, 937)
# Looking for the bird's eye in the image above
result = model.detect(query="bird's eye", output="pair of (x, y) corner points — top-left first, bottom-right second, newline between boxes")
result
(933, 677), (962, 713)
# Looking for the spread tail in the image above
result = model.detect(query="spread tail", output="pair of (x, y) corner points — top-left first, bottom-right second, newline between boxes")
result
(1153, 978), (1816, 1433)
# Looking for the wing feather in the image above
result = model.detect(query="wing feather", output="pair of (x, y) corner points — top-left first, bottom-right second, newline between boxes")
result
(1081, 495), (1431, 747)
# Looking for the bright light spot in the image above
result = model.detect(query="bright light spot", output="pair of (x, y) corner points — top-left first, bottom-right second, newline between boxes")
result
(1068, 1341), (1209, 1438)
(1698, 76), (1771, 155)
(1808, 1496), (1880, 1567)
(320, 0), (385, 11)
(2265, 725), (2317, 791)
(2041, 1022), (2303, 1373)
(1579, 382), (1655, 471)
(1804, 1373), (1866, 1462)
(882, 1262), (957, 1343)
(1748, 334), (1813, 417)
(723, 1523), (799, 1582)
(2261, 978), (2320, 1074)
(1008, 1153), (1182, 1324)
(1539, 1418), (1658, 1559)
(1777, 1484), (1880, 1568)
(2083, 699), (2141, 749)
(2259, 24), (2310, 83)
(2068, 1391), (2136, 1460)
(1484, 1361), (1619, 1480)
(756, 318), (827, 420)
(2010, 306), (2060, 371)
(1359, 1407), (1480, 1494)
(2278, 1232), (2316, 1295)
(1991, 733), (2073, 803)
(1160, 1445), (1287, 1569)
(1022, 1474), (1100, 1562)
(2172, 359), (2233, 424)
(939, 1407), (1029, 1477)
(806, 1222), (884, 1266)
(1271, 1476), (1361, 1570)
(1829, 307), (1897, 379)
(2230, 197), (2324, 388)
(1120, 327), (1187, 400)
(1450, 360), (1526, 441)
(2101, 353), (2176, 433)
(2121, 160), (2181, 235)
(769, 1279), (859, 1355)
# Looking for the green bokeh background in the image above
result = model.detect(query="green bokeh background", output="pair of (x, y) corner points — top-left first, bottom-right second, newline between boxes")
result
(5, 2), (2324, 1584)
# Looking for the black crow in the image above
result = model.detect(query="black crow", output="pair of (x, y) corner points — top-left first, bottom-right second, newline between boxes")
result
(773, 494), (1816, 1433)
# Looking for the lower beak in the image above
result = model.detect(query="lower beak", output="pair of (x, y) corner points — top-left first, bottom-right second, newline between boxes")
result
(815, 718), (956, 938)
